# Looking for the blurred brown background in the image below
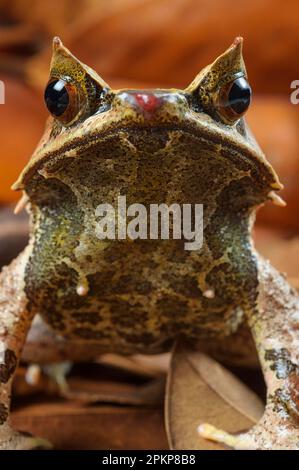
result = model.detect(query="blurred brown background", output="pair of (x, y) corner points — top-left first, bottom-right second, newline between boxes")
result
(0, 0), (299, 449)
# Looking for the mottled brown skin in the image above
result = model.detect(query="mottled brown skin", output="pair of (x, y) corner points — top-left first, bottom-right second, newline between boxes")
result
(0, 37), (298, 449)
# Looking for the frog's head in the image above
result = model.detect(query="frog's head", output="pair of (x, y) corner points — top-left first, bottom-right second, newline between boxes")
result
(13, 37), (281, 213)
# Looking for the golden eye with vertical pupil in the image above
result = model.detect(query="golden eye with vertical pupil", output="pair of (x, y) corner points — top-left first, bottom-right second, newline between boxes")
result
(44, 78), (81, 125)
(216, 77), (252, 122)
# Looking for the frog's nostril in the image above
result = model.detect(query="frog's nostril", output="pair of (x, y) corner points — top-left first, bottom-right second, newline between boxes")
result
(134, 93), (162, 113)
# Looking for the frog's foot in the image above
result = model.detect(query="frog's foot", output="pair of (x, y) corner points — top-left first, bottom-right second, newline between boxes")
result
(0, 426), (52, 450)
(198, 423), (257, 450)
(198, 415), (299, 450)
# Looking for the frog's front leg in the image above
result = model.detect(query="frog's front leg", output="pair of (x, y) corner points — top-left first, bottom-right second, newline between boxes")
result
(199, 256), (299, 450)
(0, 249), (51, 450)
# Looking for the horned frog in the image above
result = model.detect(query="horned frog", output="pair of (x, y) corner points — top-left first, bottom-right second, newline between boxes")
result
(0, 37), (298, 450)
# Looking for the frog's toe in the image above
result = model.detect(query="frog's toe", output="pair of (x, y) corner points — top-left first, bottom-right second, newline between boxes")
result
(15, 432), (52, 450)
(0, 429), (52, 450)
(198, 420), (299, 450)
(198, 423), (256, 450)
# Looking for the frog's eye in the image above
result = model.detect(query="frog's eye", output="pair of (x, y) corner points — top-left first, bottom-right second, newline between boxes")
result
(216, 77), (251, 122)
(44, 79), (81, 125)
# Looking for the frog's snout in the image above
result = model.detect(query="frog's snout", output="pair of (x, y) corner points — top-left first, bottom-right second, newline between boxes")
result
(133, 92), (162, 114)
(115, 90), (188, 119)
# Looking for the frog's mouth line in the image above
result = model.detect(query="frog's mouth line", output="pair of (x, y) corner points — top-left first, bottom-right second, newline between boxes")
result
(13, 122), (281, 192)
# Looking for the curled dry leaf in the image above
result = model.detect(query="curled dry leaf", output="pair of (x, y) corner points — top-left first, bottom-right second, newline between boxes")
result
(186, 352), (264, 423)
(165, 343), (264, 450)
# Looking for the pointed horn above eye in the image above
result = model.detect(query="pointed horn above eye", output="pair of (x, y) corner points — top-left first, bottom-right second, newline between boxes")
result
(49, 36), (110, 90)
(51, 36), (83, 66)
(222, 36), (244, 65)
(232, 36), (243, 49)
(208, 35), (245, 75)
(52, 36), (72, 58)
(186, 36), (246, 92)
(53, 36), (63, 49)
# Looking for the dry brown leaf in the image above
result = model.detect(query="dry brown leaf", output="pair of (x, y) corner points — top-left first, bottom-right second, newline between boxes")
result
(13, 363), (165, 406)
(165, 343), (264, 450)
(11, 401), (167, 449)
(99, 352), (170, 378)
(186, 351), (264, 423)
(131, 353), (170, 374)
(63, 376), (165, 406)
